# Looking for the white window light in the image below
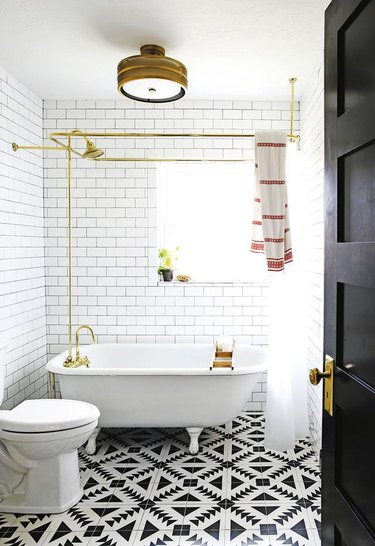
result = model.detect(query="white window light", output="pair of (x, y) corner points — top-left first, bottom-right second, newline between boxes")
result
(157, 162), (268, 282)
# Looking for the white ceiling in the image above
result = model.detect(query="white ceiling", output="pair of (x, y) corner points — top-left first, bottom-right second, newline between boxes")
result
(0, 0), (330, 100)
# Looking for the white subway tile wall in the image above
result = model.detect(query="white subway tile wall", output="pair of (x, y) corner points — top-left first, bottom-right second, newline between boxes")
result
(0, 68), (47, 409)
(300, 59), (324, 457)
(43, 99), (300, 411)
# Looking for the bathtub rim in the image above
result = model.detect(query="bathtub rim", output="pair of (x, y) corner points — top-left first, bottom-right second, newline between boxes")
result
(46, 343), (268, 376)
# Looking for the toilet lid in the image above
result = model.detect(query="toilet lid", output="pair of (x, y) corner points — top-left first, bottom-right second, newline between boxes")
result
(0, 399), (100, 433)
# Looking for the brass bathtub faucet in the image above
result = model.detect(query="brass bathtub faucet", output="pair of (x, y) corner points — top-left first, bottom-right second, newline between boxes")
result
(63, 325), (96, 368)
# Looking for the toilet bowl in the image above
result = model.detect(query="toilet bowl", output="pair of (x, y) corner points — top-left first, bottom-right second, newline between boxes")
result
(0, 398), (100, 513)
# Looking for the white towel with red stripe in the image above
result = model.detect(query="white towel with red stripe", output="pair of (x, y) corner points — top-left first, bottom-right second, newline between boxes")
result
(250, 131), (293, 272)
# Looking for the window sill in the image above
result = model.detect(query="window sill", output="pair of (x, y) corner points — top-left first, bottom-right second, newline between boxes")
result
(157, 280), (270, 286)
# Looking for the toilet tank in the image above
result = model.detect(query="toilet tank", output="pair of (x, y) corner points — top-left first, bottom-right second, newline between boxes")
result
(0, 340), (9, 405)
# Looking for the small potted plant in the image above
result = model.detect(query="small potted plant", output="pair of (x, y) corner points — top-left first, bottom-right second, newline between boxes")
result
(158, 247), (179, 281)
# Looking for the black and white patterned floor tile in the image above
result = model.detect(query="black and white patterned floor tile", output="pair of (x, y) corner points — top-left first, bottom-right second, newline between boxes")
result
(0, 412), (321, 546)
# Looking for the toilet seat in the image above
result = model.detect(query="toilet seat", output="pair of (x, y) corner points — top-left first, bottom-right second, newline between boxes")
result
(0, 399), (99, 433)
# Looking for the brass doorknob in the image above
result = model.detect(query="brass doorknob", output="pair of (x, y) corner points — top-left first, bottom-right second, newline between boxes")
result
(309, 367), (332, 386)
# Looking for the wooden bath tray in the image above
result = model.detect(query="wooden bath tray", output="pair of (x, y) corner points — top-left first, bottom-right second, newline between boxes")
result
(210, 350), (233, 370)
(215, 351), (232, 358)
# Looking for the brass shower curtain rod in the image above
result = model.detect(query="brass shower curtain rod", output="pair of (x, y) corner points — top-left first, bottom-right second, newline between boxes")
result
(51, 130), (299, 162)
(13, 129), (300, 163)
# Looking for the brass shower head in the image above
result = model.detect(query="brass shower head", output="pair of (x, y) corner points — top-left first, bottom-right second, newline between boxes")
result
(82, 140), (104, 159)
(70, 130), (104, 159)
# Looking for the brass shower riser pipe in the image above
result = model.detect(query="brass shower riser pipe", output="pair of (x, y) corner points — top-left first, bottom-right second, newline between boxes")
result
(67, 136), (73, 362)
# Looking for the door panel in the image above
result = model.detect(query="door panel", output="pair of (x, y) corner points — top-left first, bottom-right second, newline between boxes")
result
(338, 141), (375, 242)
(337, 96), (375, 156)
(335, 375), (375, 533)
(334, 528), (350, 546)
(338, 0), (375, 114)
(337, 243), (375, 287)
(323, 0), (375, 545)
(337, 282), (375, 385)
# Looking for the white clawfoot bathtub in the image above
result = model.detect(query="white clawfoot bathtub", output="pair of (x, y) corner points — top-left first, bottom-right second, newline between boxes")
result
(46, 343), (267, 454)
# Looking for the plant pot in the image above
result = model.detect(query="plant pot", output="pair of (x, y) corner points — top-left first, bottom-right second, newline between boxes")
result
(160, 269), (173, 282)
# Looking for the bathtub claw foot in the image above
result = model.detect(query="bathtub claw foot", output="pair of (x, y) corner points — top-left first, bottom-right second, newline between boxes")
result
(85, 427), (101, 455)
(186, 427), (203, 454)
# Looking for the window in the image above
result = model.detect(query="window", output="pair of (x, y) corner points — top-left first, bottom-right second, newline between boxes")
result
(157, 162), (267, 282)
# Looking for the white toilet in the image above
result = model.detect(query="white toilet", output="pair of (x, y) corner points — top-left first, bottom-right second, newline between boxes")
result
(0, 341), (100, 514)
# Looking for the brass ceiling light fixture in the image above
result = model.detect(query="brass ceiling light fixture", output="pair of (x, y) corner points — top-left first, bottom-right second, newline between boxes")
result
(117, 44), (188, 103)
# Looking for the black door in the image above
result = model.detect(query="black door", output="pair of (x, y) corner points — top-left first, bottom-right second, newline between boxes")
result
(322, 0), (375, 544)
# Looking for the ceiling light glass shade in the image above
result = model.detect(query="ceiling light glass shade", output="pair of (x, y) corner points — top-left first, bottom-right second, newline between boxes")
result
(117, 45), (187, 103)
